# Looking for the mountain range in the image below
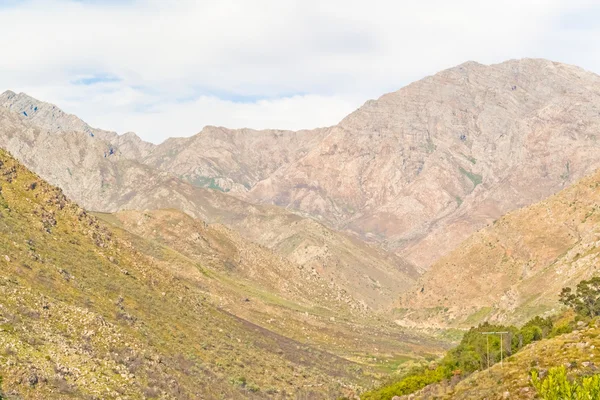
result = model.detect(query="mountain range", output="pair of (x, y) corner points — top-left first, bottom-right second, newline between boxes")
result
(6, 58), (600, 274)
(3, 57), (600, 398)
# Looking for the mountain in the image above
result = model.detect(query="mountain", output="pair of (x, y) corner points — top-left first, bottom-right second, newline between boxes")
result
(35, 59), (600, 273)
(0, 94), (418, 310)
(143, 126), (328, 193)
(397, 166), (600, 328)
(0, 148), (371, 399)
(245, 59), (600, 269)
(3, 58), (600, 304)
(3, 57), (600, 396)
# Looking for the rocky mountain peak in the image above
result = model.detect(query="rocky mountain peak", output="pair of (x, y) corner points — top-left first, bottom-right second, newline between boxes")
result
(247, 58), (600, 268)
(0, 90), (155, 159)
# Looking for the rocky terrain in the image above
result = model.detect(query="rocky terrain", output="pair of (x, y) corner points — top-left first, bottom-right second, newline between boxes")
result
(247, 59), (600, 269)
(5, 59), (600, 274)
(0, 96), (417, 310)
(0, 148), (445, 399)
(397, 164), (600, 329)
(3, 57), (600, 397)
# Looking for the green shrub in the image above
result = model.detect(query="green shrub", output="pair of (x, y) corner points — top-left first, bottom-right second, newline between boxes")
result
(361, 365), (452, 400)
(520, 325), (543, 345)
(523, 316), (554, 338)
(549, 320), (574, 338)
(532, 366), (600, 399)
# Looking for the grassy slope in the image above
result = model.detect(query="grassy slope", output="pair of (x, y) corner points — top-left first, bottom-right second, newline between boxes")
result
(0, 148), (371, 399)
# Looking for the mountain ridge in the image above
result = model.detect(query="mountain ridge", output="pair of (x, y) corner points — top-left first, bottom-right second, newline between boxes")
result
(396, 164), (600, 329)
(3, 57), (600, 295)
(0, 101), (417, 310)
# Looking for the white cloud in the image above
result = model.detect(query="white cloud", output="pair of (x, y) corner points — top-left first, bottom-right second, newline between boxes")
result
(0, 0), (599, 143)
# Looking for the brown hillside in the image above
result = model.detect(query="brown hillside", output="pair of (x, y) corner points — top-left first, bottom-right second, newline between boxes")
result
(398, 168), (600, 328)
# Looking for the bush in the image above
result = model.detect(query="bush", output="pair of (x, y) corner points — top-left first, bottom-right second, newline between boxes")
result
(361, 365), (452, 400)
(520, 325), (543, 346)
(524, 316), (554, 337)
(531, 366), (600, 399)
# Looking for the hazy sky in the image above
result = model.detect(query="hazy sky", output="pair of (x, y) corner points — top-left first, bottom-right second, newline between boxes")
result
(1, 0), (599, 143)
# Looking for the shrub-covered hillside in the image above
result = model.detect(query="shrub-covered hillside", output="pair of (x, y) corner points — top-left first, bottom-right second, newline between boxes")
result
(363, 275), (600, 400)
(0, 148), (364, 399)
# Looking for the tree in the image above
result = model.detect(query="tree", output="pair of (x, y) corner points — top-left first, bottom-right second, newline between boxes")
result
(559, 276), (600, 317)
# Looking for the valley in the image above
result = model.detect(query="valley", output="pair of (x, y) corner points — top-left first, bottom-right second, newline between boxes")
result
(2, 58), (600, 399)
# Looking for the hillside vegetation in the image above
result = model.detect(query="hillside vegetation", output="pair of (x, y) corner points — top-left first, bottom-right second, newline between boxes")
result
(402, 320), (600, 399)
(364, 275), (600, 399)
(96, 209), (442, 370)
(0, 148), (372, 399)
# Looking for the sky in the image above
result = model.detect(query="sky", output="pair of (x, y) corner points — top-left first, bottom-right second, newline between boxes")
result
(0, 0), (599, 143)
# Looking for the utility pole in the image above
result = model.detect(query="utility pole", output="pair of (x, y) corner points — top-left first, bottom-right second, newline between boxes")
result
(482, 331), (509, 369)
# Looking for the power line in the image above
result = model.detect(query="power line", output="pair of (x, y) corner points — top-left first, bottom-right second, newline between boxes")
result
(481, 331), (509, 369)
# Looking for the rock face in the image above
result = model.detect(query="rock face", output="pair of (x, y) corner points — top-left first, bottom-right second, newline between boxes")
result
(143, 126), (328, 193)
(245, 59), (600, 268)
(398, 167), (600, 328)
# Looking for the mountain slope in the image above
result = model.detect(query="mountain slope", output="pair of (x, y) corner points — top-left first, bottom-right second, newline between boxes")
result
(401, 323), (600, 399)
(0, 147), (377, 399)
(0, 102), (417, 310)
(143, 126), (328, 193)
(106, 208), (417, 313)
(397, 166), (600, 328)
(95, 209), (444, 369)
(246, 59), (600, 268)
